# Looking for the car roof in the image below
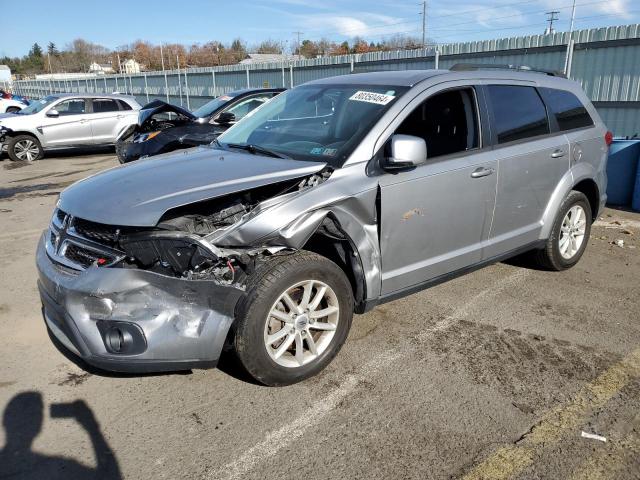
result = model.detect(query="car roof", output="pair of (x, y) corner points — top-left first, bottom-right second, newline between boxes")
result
(304, 68), (576, 89)
(306, 70), (449, 87)
(46, 92), (138, 101)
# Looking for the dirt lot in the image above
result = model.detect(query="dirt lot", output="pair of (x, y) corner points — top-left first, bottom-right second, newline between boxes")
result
(0, 150), (639, 480)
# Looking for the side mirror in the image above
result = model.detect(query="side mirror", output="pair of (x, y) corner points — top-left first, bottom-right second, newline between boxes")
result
(46, 109), (59, 118)
(216, 111), (236, 125)
(383, 134), (427, 171)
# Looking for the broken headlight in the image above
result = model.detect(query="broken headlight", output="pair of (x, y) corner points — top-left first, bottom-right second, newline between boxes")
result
(119, 231), (222, 277)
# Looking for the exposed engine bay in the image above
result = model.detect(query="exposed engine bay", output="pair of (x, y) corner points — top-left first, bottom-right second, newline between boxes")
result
(57, 170), (333, 287)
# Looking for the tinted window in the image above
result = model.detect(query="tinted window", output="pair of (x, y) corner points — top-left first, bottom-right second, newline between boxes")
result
(539, 87), (594, 131)
(396, 88), (479, 159)
(55, 99), (86, 116)
(92, 99), (119, 113)
(118, 100), (132, 110)
(487, 85), (549, 144)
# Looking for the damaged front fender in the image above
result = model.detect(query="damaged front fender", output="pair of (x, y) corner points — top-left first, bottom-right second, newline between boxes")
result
(209, 166), (383, 300)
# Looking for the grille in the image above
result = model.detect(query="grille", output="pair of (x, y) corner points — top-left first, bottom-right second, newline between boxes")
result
(64, 243), (114, 269)
(73, 218), (120, 246)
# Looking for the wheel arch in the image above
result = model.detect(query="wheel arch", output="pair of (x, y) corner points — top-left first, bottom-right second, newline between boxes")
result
(4, 130), (42, 141)
(300, 213), (369, 313)
(572, 178), (600, 221)
(540, 163), (600, 240)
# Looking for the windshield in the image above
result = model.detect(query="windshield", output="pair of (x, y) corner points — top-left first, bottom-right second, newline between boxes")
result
(216, 84), (407, 167)
(18, 95), (59, 115)
(192, 94), (237, 118)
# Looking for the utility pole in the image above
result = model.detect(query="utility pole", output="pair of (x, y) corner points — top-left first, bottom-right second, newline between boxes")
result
(292, 31), (303, 55)
(564, 0), (577, 75)
(421, 1), (427, 49)
(568, 0), (577, 34)
(545, 11), (559, 35)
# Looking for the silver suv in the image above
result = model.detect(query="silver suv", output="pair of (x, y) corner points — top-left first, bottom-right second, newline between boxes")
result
(36, 67), (609, 385)
(0, 93), (140, 161)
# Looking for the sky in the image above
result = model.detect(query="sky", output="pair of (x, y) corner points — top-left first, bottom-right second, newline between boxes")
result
(0, 0), (637, 57)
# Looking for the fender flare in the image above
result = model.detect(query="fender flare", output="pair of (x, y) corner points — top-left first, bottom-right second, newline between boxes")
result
(539, 162), (598, 240)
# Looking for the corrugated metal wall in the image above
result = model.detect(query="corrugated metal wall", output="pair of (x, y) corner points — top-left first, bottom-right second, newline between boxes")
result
(13, 23), (640, 136)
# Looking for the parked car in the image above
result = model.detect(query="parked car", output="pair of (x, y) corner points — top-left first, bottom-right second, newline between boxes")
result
(0, 93), (140, 161)
(0, 97), (27, 113)
(37, 66), (609, 385)
(116, 88), (285, 163)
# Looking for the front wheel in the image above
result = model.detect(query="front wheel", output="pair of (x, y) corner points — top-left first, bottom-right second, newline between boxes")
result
(233, 251), (354, 386)
(534, 190), (592, 270)
(6, 107), (21, 113)
(7, 135), (43, 162)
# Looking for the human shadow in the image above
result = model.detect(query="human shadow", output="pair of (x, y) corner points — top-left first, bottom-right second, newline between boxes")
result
(0, 391), (122, 480)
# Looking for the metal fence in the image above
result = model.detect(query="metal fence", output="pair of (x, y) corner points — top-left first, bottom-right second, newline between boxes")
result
(12, 23), (640, 136)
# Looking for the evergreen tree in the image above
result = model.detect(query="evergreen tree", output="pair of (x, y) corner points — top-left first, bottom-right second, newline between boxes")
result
(29, 43), (43, 58)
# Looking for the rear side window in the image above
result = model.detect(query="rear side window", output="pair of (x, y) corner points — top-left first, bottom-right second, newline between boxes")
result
(92, 99), (119, 113)
(539, 87), (594, 131)
(117, 100), (133, 110)
(487, 85), (550, 144)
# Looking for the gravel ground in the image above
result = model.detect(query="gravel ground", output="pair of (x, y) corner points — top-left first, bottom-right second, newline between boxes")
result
(0, 150), (639, 480)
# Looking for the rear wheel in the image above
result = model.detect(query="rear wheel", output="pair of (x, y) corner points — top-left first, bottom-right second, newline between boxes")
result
(7, 135), (43, 162)
(533, 190), (592, 270)
(233, 251), (354, 386)
(6, 107), (21, 113)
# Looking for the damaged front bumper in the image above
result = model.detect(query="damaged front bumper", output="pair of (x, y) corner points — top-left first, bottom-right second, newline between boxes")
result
(36, 234), (244, 373)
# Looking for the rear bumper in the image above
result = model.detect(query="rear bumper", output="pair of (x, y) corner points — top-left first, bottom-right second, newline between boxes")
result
(36, 234), (244, 373)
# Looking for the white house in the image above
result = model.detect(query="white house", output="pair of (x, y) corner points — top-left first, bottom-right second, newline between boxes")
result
(121, 59), (141, 74)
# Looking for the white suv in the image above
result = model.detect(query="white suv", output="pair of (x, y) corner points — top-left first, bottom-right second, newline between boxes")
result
(0, 93), (140, 161)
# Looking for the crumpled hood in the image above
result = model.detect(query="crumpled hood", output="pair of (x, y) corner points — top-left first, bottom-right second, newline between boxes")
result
(138, 100), (197, 127)
(59, 147), (327, 227)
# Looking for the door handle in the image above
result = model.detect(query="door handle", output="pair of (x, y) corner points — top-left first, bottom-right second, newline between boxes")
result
(471, 167), (495, 178)
(551, 150), (566, 158)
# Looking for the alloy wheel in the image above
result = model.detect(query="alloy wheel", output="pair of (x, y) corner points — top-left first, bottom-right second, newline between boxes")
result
(13, 139), (40, 162)
(264, 280), (340, 368)
(559, 205), (587, 259)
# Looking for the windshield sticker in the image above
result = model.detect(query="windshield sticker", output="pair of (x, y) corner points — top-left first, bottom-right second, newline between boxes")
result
(218, 95), (233, 101)
(322, 148), (337, 157)
(349, 91), (395, 105)
(309, 147), (337, 157)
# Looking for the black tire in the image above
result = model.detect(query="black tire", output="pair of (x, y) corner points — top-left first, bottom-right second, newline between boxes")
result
(7, 135), (43, 162)
(533, 190), (592, 271)
(115, 140), (130, 164)
(233, 251), (354, 386)
(6, 107), (21, 113)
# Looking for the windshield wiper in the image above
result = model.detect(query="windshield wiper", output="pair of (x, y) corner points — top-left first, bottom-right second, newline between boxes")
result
(225, 143), (290, 159)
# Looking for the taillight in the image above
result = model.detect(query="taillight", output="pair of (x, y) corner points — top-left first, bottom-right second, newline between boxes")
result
(605, 131), (613, 147)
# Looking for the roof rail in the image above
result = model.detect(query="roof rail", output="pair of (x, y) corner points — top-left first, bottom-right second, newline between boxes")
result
(449, 63), (566, 78)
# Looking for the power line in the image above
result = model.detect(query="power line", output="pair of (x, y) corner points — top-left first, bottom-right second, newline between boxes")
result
(431, 9), (640, 41)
